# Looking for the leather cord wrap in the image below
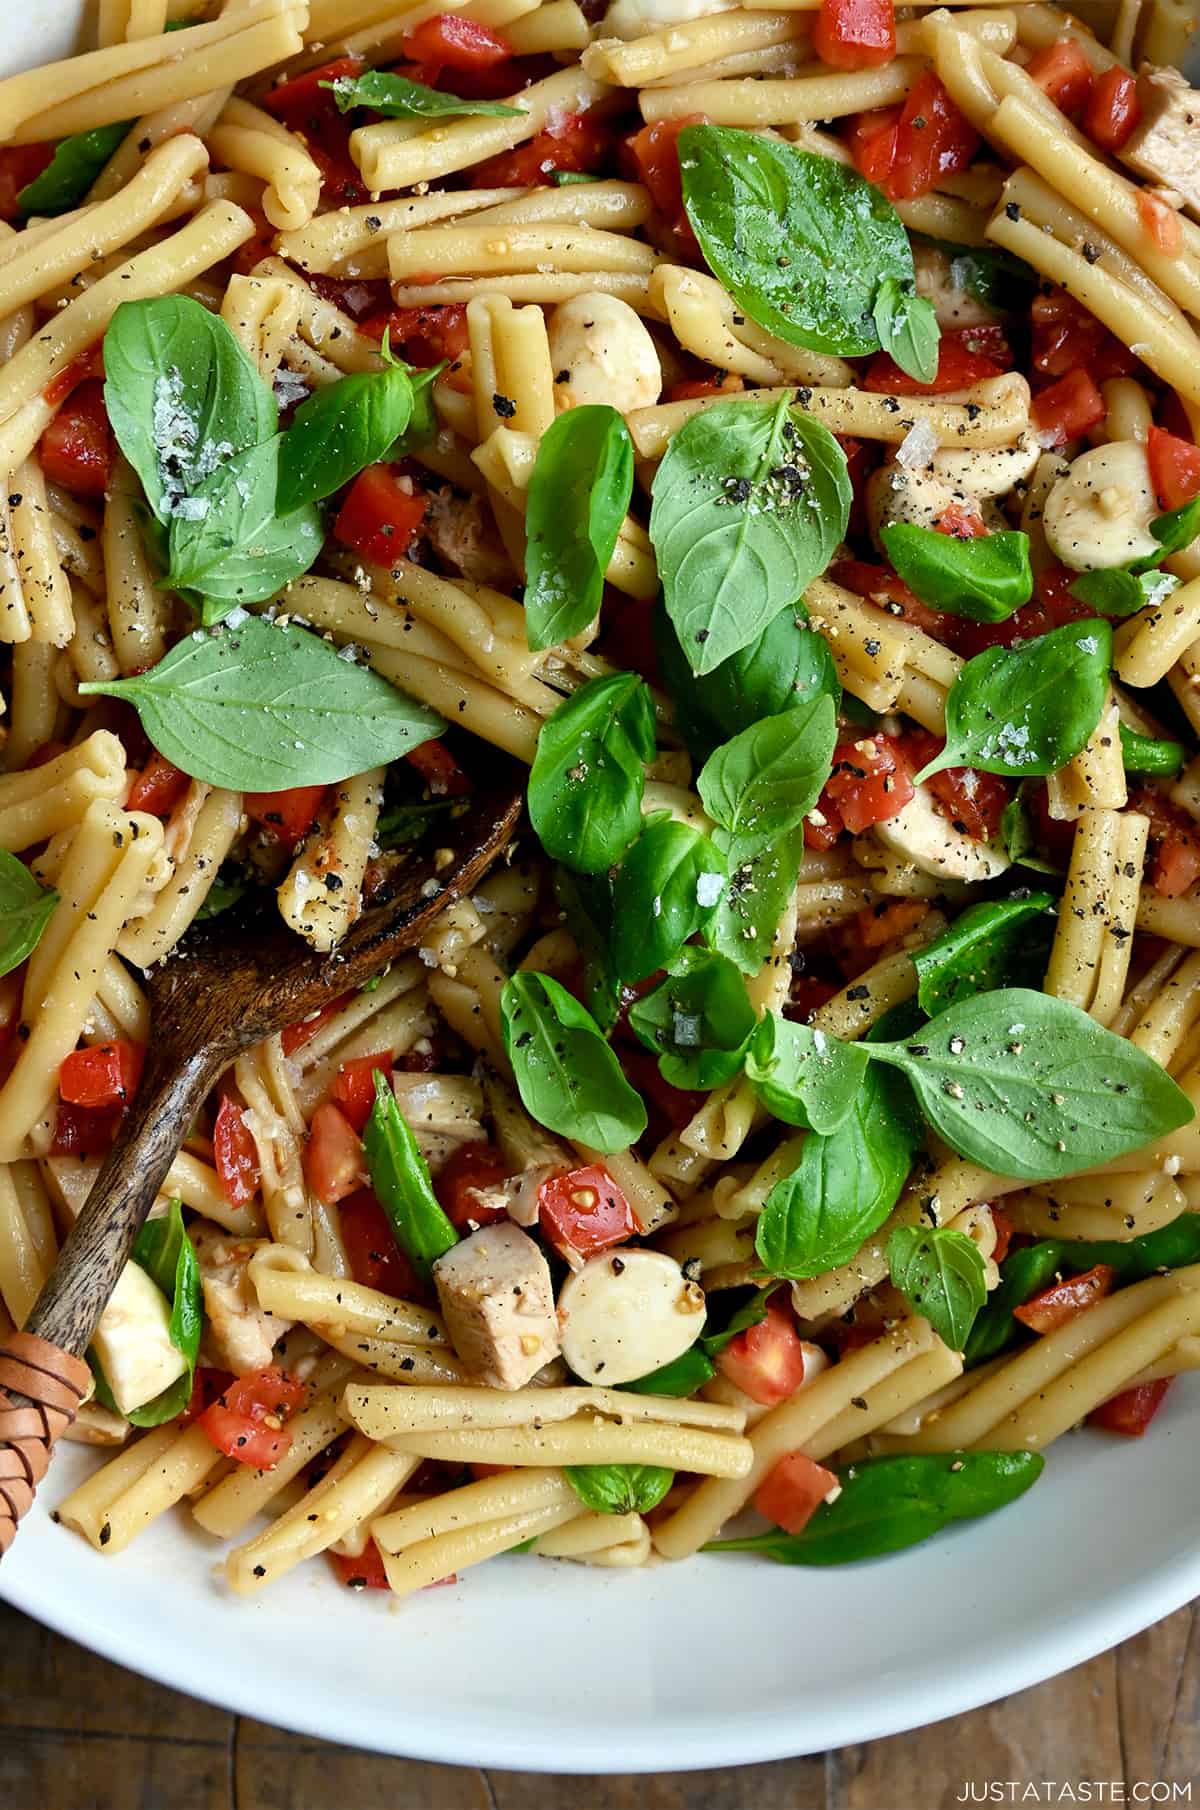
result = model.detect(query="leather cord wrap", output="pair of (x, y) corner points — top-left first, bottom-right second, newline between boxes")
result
(0, 1332), (91, 1555)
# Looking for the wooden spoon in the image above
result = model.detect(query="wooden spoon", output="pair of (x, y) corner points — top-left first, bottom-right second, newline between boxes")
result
(0, 776), (523, 1553)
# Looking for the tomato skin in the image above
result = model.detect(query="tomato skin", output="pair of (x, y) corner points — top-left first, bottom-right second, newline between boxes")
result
(305, 1102), (366, 1206)
(1025, 37), (1094, 115)
(538, 1164), (638, 1260)
(862, 73), (978, 202)
(244, 783), (328, 849)
(820, 734), (915, 835)
(127, 754), (189, 817)
(213, 1091), (261, 1208)
(471, 111), (610, 189)
(813, 0), (894, 69)
(846, 105), (902, 185)
(717, 1301), (810, 1408)
(863, 330), (1004, 396)
(990, 1206), (1014, 1266)
(1013, 1263), (1116, 1334)
(904, 729), (1010, 841)
(625, 118), (703, 259)
(339, 1187), (422, 1295)
(177, 1366), (234, 1427)
(402, 15), (512, 76)
(199, 1367), (307, 1469)
(51, 1101), (123, 1157)
(405, 738), (472, 797)
(1138, 190), (1181, 255)
(59, 1040), (144, 1110)
(44, 343), (105, 409)
(1147, 425), (1200, 512)
(1030, 369), (1106, 449)
(937, 501), (987, 538)
(854, 897), (930, 950)
(754, 1452), (840, 1534)
(332, 1052), (394, 1133)
(1031, 290), (1138, 385)
(334, 465), (428, 567)
(280, 991), (355, 1058)
(830, 558), (942, 635)
(435, 1142), (511, 1230)
(39, 381), (113, 499)
(359, 302), (469, 369)
(263, 56), (367, 207)
(329, 1538), (392, 1589)
(1088, 1378), (1173, 1437)
(1129, 784), (1200, 898)
(0, 144), (54, 221)
(1083, 66), (1140, 150)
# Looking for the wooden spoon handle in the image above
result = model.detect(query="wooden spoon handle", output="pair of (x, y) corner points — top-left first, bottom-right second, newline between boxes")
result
(0, 1042), (224, 1555)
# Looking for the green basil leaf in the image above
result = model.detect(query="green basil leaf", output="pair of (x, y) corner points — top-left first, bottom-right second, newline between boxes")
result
(912, 893), (1057, 1015)
(697, 694), (836, 849)
(1142, 496), (1200, 566)
(609, 815), (727, 982)
(391, 363), (442, 456)
(915, 620), (1112, 783)
(277, 363), (414, 513)
(363, 1070), (458, 1279)
(501, 971), (647, 1152)
(1119, 722), (1185, 777)
(0, 850), (57, 978)
(80, 615), (445, 791)
(375, 798), (456, 849)
(963, 1242), (1066, 1367)
(524, 405), (634, 650)
(1069, 566), (1178, 619)
(105, 1200), (203, 1427)
(746, 1015), (871, 1134)
(628, 946), (757, 1090)
(999, 782), (1062, 876)
(164, 437), (323, 619)
(620, 1348), (715, 1396)
(528, 673), (656, 874)
(872, 276), (940, 385)
(324, 69), (524, 119)
(104, 297), (276, 526)
(754, 1062), (921, 1279)
(700, 1285), (774, 1357)
(679, 125), (914, 357)
(870, 987), (1195, 1181)
(706, 1451), (1044, 1565)
(704, 822), (807, 976)
(881, 524), (1032, 622)
(17, 120), (131, 216)
(552, 867), (619, 1033)
(650, 394), (850, 675)
(564, 1463), (674, 1514)
(940, 242), (1037, 313)
(887, 1224), (987, 1350)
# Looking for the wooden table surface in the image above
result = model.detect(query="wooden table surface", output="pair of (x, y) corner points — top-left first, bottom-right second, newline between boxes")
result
(1, 1599), (1196, 1810)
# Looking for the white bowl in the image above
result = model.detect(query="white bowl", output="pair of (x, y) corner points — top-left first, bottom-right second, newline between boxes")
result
(3, 4), (1199, 1772)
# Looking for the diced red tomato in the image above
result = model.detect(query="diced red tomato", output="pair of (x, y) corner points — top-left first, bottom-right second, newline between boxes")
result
(244, 783), (328, 849)
(1088, 1377), (1173, 1437)
(754, 1452), (840, 1534)
(819, 734), (915, 836)
(402, 15), (512, 78)
(1129, 784), (1200, 898)
(990, 1205), (1014, 1266)
(0, 143), (54, 221)
(852, 73), (978, 201)
(717, 1300), (810, 1408)
(177, 1366), (234, 1427)
(788, 972), (840, 1022)
(1013, 1263), (1116, 1334)
(1031, 290), (1139, 385)
(307, 274), (392, 323)
(38, 381), (113, 499)
(1138, 189), (1182, 255)
(846, 104), (902, 186)
(538, 1164), (638, 1260)
(625, 117), (703, 260)
(43, 343), (105, 409)
(358, 302), (469, 369)
(405, 738), (471, 798)
(1031, 369), (1106, 449)
(950, 561), (1093, 658)
(1147, 425), (1200, 513)
(804, 799), (843, 849)
(213, 1090), (261, 1207)
(863, 328), (1004, 396)
(305, 1102), (365, 1206)
(263, 55), (365, 123)
(263, 56), (368, 207)
(618, 1043), (706, 1138)
(59, 1040), (144, 1110)
(334, 465), (428, 567)
(328, 1538), (391, 1589)
(1083, 66), (1140, 151)
(280, 991), (355, 1058)
(331, 1053), (393, 1133)
(435, 1142), (511, 1230)
(199, 1366), (307, 1470)
(471, 111), (610, 189)
(937, 501), (987, 538)
(601, 590), (662, 685)
(127, 754), (189, 818)
(339, 1188), (422, 1296)
(959, 323), (1014, 366)
(904, 728), (1010, 841)
(813, 0), (895, 68)
(1025, 37), (1094, 115)
(51, 1101), (123, 1157)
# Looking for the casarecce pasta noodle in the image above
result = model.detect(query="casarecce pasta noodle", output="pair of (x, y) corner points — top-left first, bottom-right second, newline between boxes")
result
(0, 0), (1198, 1597)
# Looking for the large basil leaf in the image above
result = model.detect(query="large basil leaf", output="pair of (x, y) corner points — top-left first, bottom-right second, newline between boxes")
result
(18, 121), (131, 215)
(277, 359), (415, 513)
(324, 69), (524, 119)
(881, 524), (1033, 623)
(564, 1463), (674, 1514)
(628, 946), (757, 1090)
(363, 1071), (458, 1279)
(745, 1015), (870, 1134)
(650, 394), (850, 675)
(528, 674), (656, 874)
(609, 815), (727, 982)
(524, 405), (634, 650)
(500, 971), (647, 1151)
(911, 893), (1057, 1015)
(166, 437), (323, 621)
(697, 694), (836, 852)
(0, 850), (57, 978)
(80, 615), (445, 790)
(679, 125), (915, 359)
(887, 1224), (988, 1350)
(704, 823), (807, 976)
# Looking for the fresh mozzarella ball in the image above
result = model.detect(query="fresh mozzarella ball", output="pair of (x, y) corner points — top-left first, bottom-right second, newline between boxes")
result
(1042, 440), (1161, 571)
(602, 0), (736, 39)
(557, 1249), (706, 1385)
(91, 1261), (189, 1416)
(873, 786), (1011, 884)
(933, 432), (1041, 500)
(547, 293), (662, 415)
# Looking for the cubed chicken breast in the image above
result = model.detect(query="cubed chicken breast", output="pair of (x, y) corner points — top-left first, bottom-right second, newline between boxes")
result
(432, 1222), (560, 1388)
(1122, 68), (1200, 221)
(192, 1220), (292, 1376)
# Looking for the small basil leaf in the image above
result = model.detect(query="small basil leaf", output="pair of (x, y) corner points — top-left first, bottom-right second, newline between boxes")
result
(324, 69), (524, 119)
(704, 823), (807, 976)
(870, 987), (1195, 1181)
(700, 1285), (774, 1357)
(620, 1348), (715, 1397)
(609, 816), (727, 983)
(999, 782), (1062, 876)
(706, 1451), (1044, 1565)
(277, 363), (414, 513)
(746, 1015), (871, 1134)
(1069, 566), (1178, 619)
(872, 276), (940, 385)
(697, 694), (836, 849)
(391, 363), (442, 455)
(17, 120), (131, 215)
(564, 1463), (674, 1514)
(194, 866), (256, 921)
(500, 971), (647, 1152)
(0, 850), (57, 977)
(363, 1070), (458, 1279)
(881, 524), (1032, 622)
(912, 893), (1057, 1015)
(528, 674), (656, 875)
(650, 394), (850, 675)
(165, 437), (323, 619)
(627, 946), (757, 1090)
(524, 405), (634, 650)
(80, 616), (445, 791)
(1141, 496), (1200, 567)
(1119, 723), (1185, 777)
(887, 1224), (987, 1350)
(915, 620), (1112, 783)
(679, 125), (915, 358)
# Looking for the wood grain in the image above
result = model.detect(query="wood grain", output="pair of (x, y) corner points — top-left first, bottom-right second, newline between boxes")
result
(1, 1599), (1195, 1810)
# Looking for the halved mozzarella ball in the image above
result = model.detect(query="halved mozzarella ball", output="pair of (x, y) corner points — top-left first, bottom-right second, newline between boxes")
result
(557, 1249), (705, 1385)
(92, 1261), (188, 1416)
(1042, 440), (1161, 571)
(546, 293), (662, 416)
(874, 786), (1011, 884)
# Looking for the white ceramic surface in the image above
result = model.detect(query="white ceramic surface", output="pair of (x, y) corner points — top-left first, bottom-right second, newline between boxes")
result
(3, 3), (1200, 1773)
